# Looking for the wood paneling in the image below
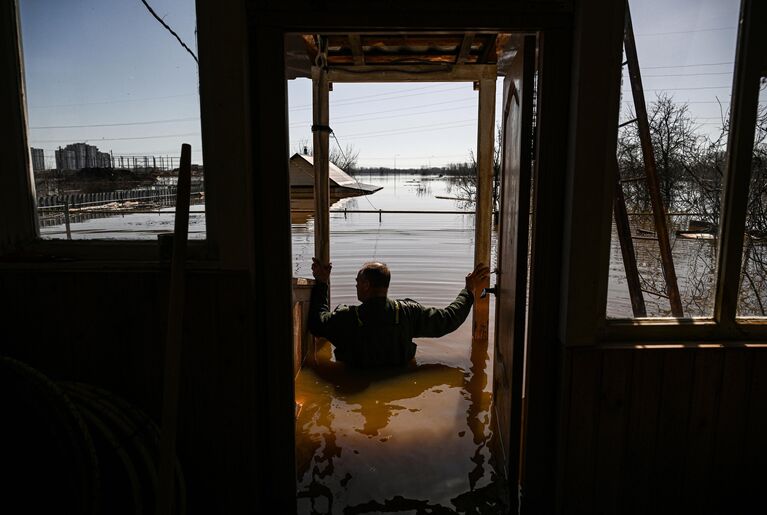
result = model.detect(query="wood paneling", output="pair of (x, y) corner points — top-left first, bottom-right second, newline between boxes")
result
(492, 35), (535, 505)
(0, 267), (260, 514)
(560, 346), (767, 514)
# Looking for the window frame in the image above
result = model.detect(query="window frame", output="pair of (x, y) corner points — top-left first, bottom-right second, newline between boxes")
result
(0, 0), (221, 264)
(598, 0), (767, 344)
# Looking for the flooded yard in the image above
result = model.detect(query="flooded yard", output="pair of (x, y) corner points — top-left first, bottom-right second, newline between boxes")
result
(291, 174), (505, 513)
(37, 172), (730, 512)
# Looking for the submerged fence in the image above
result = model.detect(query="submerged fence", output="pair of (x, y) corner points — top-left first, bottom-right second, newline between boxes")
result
(37, 183), (206, 233)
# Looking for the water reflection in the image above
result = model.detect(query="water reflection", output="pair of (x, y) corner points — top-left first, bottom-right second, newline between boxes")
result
(296, 336), (507, 513)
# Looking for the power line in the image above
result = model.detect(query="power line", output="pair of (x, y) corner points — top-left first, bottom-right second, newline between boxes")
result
(289, 85), (468, 111)
(342, 122), (475, 141)
(139, 0), (198, 64)
(622, 85), (731, 91)
(635, 26), (736, 37)
(289, 83), (454, 108)
(642, 71), (733, 78)
(29, 117), (200, 130)
(34, 132), (200, 144)
(289, 101), (476, 129)
(30, 93), (197, 109)
(640, 61), (733, 70)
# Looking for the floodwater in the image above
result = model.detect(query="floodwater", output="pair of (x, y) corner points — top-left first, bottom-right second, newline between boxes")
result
(36, 172), (729, 510)
(291, 175), (506, 513)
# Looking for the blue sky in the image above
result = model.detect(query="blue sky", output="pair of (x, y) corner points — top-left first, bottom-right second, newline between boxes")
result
(19, 0), (746, 169)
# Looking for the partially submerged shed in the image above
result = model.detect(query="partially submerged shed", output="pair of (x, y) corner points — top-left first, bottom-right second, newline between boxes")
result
(289, 153), (381, 200)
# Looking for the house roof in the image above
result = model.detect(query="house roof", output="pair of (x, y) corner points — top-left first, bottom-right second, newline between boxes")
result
(289, 153), (382, 193)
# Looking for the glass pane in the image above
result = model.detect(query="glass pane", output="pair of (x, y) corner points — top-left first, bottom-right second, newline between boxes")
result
(606, 0), (739, 318)
(737, 78), (767, 317)
(20, 0), (205, 240)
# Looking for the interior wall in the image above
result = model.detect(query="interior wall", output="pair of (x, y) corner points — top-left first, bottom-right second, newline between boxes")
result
(560, 346), (767, 514)
(0, 267), (261, 514)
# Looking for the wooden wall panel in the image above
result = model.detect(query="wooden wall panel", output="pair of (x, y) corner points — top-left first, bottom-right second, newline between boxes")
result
(712, 350), (753, 514)
(653, 351), (696, 512)
(560, 347), (767, 514)
(620, 350), (663, 513)
(681, 350), (725, 511)
(562, 350), (600, 513)
(592, 350), (633, 514)
(0, 267), (258, 514)
(742, 350), (767, 511)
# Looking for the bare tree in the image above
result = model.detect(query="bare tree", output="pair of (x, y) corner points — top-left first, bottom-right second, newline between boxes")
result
(292, 137), (360, 172)
(615, 84), (767, 316)
(446, 124), (503, 212)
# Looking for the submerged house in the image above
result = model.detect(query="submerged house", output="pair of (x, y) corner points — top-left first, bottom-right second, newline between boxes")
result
(289, 153), (381, 202)
(1, 0), (766, 513)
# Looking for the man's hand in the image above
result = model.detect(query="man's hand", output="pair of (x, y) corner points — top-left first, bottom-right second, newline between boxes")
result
(312, 257), (332, 284)
(465, 263), (490, 295)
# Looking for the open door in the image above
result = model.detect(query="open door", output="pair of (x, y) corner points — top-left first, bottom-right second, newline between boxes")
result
(492, 34), (536, 507)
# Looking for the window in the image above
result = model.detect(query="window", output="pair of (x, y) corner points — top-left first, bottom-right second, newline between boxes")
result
(19, 0), (205, 240)
(607, 0), (740, 318)
(737, 78), (767, 317)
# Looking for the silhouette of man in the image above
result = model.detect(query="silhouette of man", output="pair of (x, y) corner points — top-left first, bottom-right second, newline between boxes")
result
(309, 259), (490, 367)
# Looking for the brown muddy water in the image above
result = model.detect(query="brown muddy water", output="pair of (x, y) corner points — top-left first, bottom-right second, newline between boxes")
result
(291, 174), (506, 513)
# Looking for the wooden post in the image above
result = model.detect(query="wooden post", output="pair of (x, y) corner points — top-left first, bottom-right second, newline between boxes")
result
(63, 200), (71, 240)
(624, 5), (683, 316)
(473, 78), (496, 340)
(156, 143), (192, 515)
(613, 160), (647, 317)
(312, 63), (331, 267)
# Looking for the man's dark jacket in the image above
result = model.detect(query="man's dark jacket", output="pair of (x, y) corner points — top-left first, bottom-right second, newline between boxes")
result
(308, 282), (474, 367)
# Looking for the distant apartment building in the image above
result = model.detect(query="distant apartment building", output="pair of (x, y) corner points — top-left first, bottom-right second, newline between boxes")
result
(55, 142), (112, 171)
(30, 147), (45, 172)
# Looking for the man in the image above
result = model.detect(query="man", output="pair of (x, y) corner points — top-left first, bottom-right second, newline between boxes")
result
(309, 258), (490, 368)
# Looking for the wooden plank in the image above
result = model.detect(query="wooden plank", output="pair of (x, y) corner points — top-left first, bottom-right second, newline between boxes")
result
(492, 36), (535, 508)
(711, 348), (752, 513)
(480, 34), (498, 63)
(619, 349), (664, 514)
(195, 0), (252, 268)
(456, 32), (475, 64)
(613, 158), (647, 317)
(593, 349), (633, 514)
(561, 349), (601, 512)
(347, 33), (364, 65)
(680, 349), (725, 512)
(742, 349), (767, 509)
(0, 0), (38, 253)
(325, 63), (497, 82)
(312, 65), (331, 266)
(557, 0), (626, 345)
(653, 350), (695, 511)
(522, 26), (571, 515)
(623, 6), (683, 316)
(156, 144), (193, 515)
(715, 0), (767, 327)
(352, 35), (465, 48)
(601, 319), (767, 343)
(249, 23), (297, 511)
(472, 77), (496, 340)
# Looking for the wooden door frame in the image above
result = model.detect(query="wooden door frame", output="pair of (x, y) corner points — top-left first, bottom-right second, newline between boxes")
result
(209, 2), (580, 510)
(492, 33), (537, 511)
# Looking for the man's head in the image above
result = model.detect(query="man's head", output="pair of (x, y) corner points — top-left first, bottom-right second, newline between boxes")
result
(356, 262), (391, 302)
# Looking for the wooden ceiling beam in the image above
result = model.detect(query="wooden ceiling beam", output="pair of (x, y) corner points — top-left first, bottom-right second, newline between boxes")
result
(315, 63), (497, 82)
(456, 32), (476, 64)
(480, 34), (499, 63)
(328, 54), (477, 65)
(348, 34), (365, 65)
(302, 34), (319, 64)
